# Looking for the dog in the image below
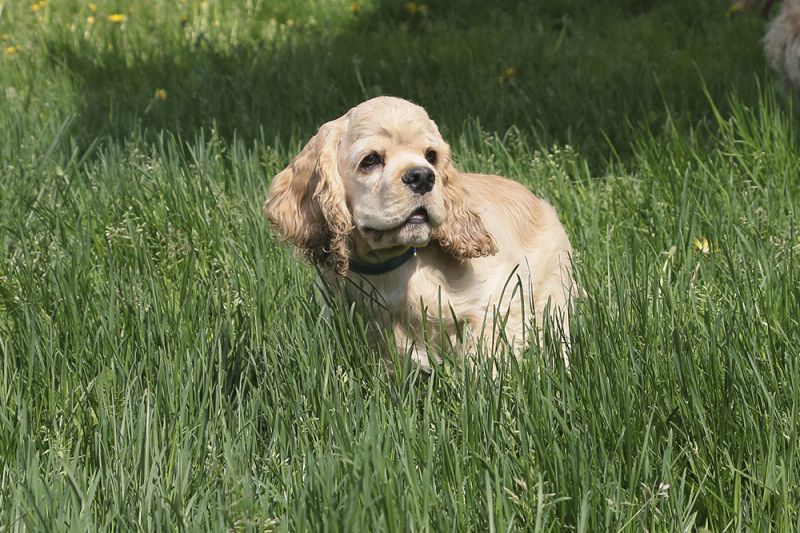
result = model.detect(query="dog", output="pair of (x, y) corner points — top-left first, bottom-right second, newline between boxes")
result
(732, 0), (800, 90)
(265, 96), (574, 370)
(764, 0), (800, 90)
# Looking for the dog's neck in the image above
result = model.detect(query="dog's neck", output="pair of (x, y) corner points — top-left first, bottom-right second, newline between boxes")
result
(345, 231), (421, 275)
(349, 247), (416, 275)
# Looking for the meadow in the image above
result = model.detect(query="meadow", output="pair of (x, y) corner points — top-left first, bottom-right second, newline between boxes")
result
(1, 0), (798, 530)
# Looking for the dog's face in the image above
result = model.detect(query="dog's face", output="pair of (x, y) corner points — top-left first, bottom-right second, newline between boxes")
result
(339, 99), (448, 253)
(265, 96), (496, 274)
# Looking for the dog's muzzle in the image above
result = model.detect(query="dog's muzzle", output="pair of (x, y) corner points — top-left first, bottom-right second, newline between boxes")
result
(402, 166), (435, 195)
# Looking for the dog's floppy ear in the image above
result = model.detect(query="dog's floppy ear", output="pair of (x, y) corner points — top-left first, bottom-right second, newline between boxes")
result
(433, 147), (497, 259)
(264, 115), (352, 274)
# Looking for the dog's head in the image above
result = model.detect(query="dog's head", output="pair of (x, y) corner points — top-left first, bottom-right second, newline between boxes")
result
(265, 96), (496, 274)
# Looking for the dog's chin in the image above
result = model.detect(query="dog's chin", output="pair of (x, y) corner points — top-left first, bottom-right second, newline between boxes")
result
(395, 222), (433, 247)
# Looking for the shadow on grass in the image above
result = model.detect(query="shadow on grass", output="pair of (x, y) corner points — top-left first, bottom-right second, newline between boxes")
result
(44, 0), (769, 166)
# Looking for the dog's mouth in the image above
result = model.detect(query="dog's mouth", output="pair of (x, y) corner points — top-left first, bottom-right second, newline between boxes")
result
(362, 207), (430, 233)
(404, 207), (429, 225)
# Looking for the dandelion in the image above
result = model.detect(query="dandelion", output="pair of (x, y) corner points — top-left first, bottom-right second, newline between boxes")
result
(154, 88), (168, 101)
(4, 46), (18, 56)
(725, 1), (746, 17)
(1, 34), (9, 42)
(31, 1), (46, 13)
(405, 2), (418, 15)
(107, 13), (126, 23)
(693, 237), (710, 254)
(87, 15), (95, 25)
(348, 2), (361, 14)
(498, 66), (517, 84)
(88, 2), (97, 13)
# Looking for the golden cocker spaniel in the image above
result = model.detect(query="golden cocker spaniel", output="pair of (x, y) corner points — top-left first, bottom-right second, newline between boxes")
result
(265, 96), (574, 370)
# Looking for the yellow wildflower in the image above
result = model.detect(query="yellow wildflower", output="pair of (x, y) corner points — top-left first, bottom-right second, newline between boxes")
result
(693, 237), (711, 254)
(405, 2), (417, 15)
(87, 15), (95, 25)
(1, 34), (10, 42)
(88, 2), (97, 13)
(154, 88), (168, 101)
(31, 1), (46, 12)
(4, 46), (18, 56)
(348, 2), (361, 14)
(498, 67), (517, 84)
(107, 13), (126, 23)
(725, 1), (745, 17)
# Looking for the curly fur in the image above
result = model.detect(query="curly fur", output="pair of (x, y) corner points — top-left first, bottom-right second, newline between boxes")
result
(434, 157), (498, 259)
(264, 117), (353, 274)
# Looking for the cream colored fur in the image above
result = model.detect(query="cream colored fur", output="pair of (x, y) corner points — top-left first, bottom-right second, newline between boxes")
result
(265, 96), (574, 369)
(763, 0), (800, 90)
(735, 0), (800, 90)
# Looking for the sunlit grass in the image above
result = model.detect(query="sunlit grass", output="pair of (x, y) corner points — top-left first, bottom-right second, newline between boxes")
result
(1, 0), (799, 530)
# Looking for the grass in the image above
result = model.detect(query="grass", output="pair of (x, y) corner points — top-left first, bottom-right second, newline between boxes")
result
(1, 0), (799, 530)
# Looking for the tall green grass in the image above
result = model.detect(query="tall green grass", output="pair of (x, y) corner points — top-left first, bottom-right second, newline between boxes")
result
(1, 0), (798, 530)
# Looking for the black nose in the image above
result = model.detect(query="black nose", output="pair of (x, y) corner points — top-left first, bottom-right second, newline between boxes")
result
(402, 166), (435, 195)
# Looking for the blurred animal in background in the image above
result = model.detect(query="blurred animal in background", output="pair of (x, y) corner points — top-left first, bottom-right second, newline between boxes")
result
(730, 0), (800, 91)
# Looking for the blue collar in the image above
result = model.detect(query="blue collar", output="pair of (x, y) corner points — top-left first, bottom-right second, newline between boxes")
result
(349, 247), (417, 276)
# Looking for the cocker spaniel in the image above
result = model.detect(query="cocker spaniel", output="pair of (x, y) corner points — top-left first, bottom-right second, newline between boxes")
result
(265, 96), (574, 370)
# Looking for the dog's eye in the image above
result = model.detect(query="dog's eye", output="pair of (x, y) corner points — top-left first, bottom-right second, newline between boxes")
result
(424, 149), (438, 165)
(359, 153), (383, 170)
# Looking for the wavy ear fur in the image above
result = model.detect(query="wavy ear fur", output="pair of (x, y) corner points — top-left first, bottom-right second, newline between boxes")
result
(264, 116), (352, 274)
(433, 151), (497, 259)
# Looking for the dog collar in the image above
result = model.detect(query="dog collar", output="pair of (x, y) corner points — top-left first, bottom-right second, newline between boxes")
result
(349, 247), (417, 276)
